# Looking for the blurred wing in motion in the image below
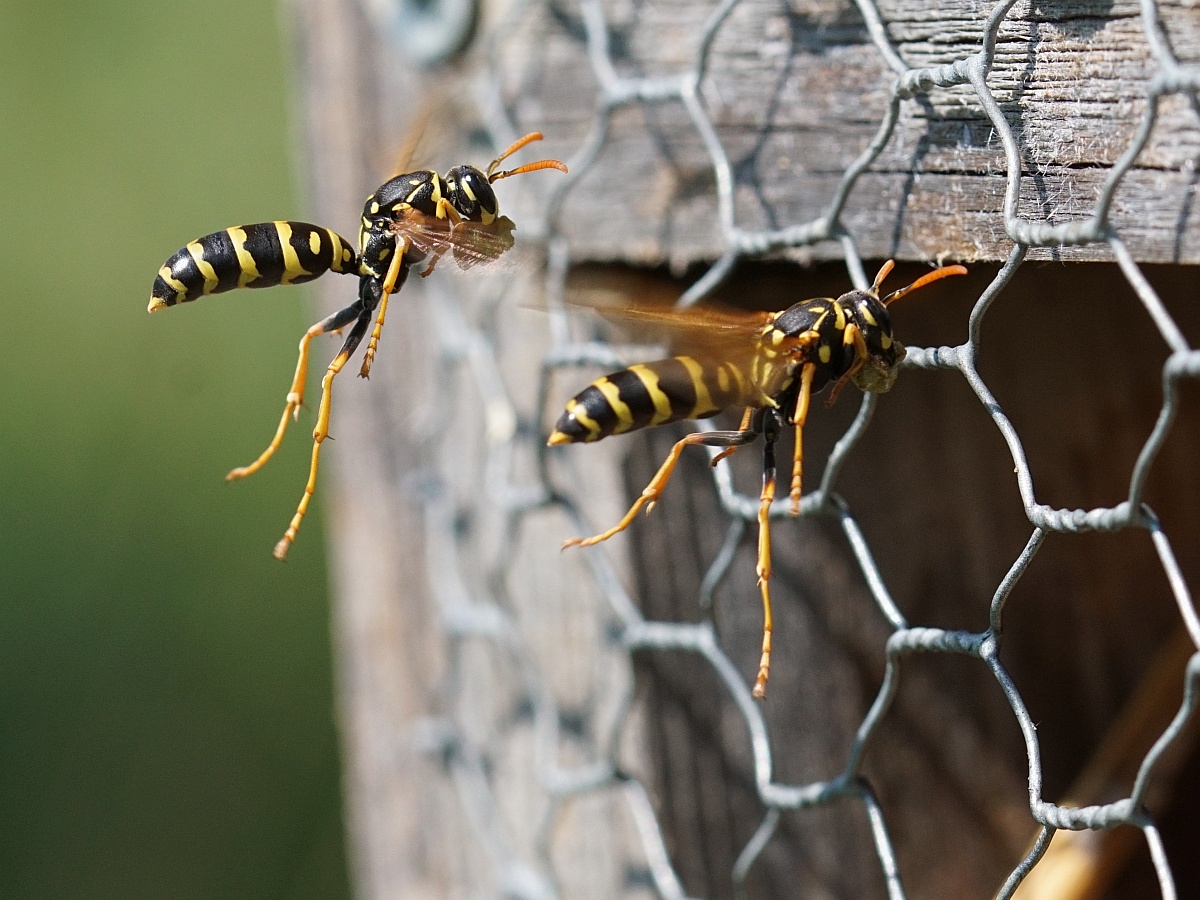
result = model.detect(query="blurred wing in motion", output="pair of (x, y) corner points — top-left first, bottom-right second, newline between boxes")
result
(571, 290), (774, 364)
(391, 209), (518, 272)
(385, 94), (448, 179)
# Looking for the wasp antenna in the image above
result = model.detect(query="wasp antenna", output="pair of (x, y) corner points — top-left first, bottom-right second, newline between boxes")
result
(489, 158), (569, 183)
(485, 132), (546, 178)
(870, 259), (895, 294)
(882, 264), (968, 306)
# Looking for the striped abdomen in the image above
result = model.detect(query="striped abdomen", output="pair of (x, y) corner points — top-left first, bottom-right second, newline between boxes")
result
(549, 356), (758, 445)
(149, 221), (359, 312)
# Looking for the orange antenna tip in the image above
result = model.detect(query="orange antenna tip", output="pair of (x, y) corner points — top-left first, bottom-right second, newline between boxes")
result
(870, 259), (895, 293)
(882, 263), (967, 306)
(486, 132), (548, 177)
(489, 158), (569, 182)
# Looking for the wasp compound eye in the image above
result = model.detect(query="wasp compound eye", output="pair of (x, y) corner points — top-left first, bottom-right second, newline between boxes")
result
(445, 165), (498, 222)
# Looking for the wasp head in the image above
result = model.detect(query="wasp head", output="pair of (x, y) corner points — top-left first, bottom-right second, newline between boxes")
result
(842, 288), (906, 394)
(456, 132), (569, 224)
(443, 164), (499, 223)
(847, 260), (968, 393)
(444, 132), (569, 222)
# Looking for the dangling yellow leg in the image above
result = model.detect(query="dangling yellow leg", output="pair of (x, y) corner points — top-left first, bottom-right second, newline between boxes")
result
(710, 408), (755, 466)
(788, 363), (817, 515)
(564, 428), (758, 549)
(274, 312), (371, 560)
(564, 432), (715, 548)
(753, 468), (777, 700)
(227, 302), (364, 482)
(359, 241), (407, 379)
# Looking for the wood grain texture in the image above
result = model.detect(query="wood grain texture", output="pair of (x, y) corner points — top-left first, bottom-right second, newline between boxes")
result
(289, 2), (463, 896)
(496, 0), (1200, 265)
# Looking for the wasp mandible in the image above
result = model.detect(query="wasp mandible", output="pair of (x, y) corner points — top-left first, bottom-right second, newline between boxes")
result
(150, 132), (567, 559)
(549, 260), (966, 698)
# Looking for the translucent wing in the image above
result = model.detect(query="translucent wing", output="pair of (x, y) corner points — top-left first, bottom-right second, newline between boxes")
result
(391, 209), (518, 272)
(384, 91), (450, 179)
(572, 291), (774, 366)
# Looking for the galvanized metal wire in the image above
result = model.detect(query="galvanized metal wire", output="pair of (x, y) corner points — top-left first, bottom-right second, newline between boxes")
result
(361, 0), (1200, 894)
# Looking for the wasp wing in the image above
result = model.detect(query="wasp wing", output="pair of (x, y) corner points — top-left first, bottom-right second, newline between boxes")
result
(572, 291), (774, 367)
(391, 209), (518, 272)
(384, 90), (457, 179)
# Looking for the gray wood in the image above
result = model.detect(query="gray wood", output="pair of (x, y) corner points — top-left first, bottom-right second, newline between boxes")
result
(500, 0), (1200, 265)
(289, 2), (461, 896)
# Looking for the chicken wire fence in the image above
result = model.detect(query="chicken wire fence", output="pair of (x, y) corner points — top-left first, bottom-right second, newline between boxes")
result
(348, 0), (1200, 894)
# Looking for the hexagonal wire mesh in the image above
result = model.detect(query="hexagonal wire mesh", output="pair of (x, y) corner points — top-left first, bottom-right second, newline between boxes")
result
(354, 0), (1200, 895)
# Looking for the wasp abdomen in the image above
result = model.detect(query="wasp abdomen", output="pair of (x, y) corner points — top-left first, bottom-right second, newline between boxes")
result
(550, 356), (753, 445)
(149, 221), (358, 312)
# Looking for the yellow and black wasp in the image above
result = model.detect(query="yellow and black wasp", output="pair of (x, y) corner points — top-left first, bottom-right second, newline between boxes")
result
(150, 132), (567, 559)
(549, 260), (966, 698)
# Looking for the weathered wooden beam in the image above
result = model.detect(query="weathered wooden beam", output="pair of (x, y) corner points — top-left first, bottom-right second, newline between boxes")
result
(495, 0), (1200, 264)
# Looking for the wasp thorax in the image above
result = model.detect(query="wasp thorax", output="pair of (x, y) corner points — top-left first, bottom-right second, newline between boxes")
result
(444, 165), (498, 223)
(370, 170), (439, 213)
(356, 219), (400, 278)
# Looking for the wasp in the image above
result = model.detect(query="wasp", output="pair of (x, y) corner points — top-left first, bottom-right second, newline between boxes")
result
(150, 132), (567, 559)
(549, 260), (966, 698)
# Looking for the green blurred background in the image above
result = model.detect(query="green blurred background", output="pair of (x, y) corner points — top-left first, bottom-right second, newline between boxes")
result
(0, 1), (352, 896)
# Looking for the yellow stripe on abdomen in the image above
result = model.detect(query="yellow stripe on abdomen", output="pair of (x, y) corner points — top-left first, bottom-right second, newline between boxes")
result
(186, 241), (219, 294)
(564, 398), (602, 441)
(677, 356), (716, 418)
(274, 222), (312, 285)
(157, 265), (189, 296)
(628, 364), (675, 426)
(594, 377), (635, 434)
(227, 227), (261, 288)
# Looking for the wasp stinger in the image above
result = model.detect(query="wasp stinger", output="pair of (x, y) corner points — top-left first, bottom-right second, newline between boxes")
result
(150, 132), (567, 559)
(549, 260), (966, 698)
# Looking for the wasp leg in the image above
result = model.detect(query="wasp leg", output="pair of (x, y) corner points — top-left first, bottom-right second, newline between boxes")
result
(434, 197), (463, 225)
(422, 199), (463, 278)
(274, 308), (373, 560)
(360, 242), (409, 379)
(419, 255), (441, 279)
(788, 363), (817, 514)
(710, 408), (755, 466)
(564, 428), (760, 549)
(825, 323), (869, 408)
(226, 300), (365, 482)
(753, 430), (779, 700)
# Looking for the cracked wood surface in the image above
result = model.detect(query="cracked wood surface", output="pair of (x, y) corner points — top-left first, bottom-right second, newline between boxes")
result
(505, 0), (1200, 265)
